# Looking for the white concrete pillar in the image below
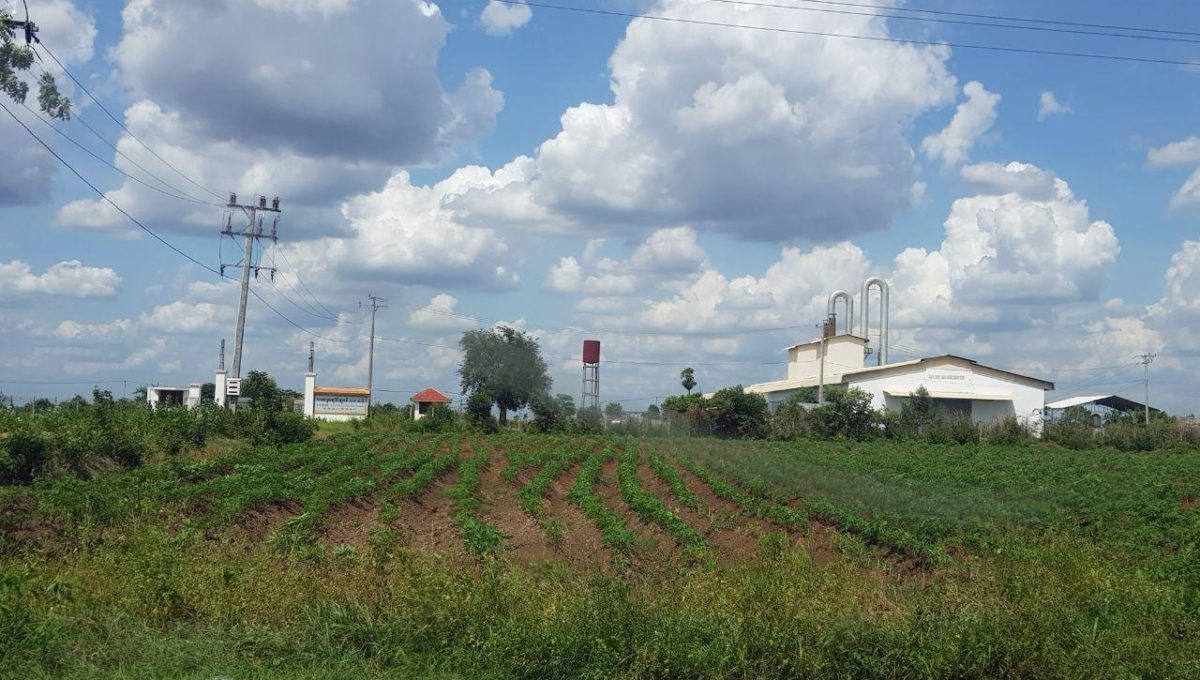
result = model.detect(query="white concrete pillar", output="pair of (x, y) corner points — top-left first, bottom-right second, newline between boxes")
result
(214, 370), (227, 407)
(304, 372), (316, 418)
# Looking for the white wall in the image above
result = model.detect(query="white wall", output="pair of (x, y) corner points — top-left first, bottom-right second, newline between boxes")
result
(786, 335), (865, 383)
(845, 360), (1047, 434)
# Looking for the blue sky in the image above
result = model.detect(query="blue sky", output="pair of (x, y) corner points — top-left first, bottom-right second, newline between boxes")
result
(1, 0), (1198, 413)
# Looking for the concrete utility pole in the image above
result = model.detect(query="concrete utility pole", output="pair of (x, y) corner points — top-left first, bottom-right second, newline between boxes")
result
(359, 294), (387, 412)
(1135, 352), (1157, 425)
(221, 193), (280, 379)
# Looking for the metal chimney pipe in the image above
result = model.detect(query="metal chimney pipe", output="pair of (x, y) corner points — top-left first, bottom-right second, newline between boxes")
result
(827, 290), (854, 335)
(860, 277), (890, 365)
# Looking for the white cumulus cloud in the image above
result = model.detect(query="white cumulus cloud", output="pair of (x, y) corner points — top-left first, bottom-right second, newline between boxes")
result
(1037, 91), (1071, 120)
(0, 260), (121, 298)
(921, 81), (1000, 168)
(481, 0), (532, 35)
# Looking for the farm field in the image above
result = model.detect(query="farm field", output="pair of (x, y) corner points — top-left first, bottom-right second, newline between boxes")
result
(2, 432), (1199, 679)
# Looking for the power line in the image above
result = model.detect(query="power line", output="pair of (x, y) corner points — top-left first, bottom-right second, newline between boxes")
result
(784, 0), (1200, 38)
(18, 100), (215, 206)
(497, 1), (1200, 67)
(708, 0), (1200, 45)
(36, 40), (228, 202)
(274, 245), (343, 320)
(0, 98), (223, 276)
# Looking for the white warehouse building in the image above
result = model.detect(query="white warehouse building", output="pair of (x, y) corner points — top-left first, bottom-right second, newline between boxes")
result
(745, 334), (1055, 434)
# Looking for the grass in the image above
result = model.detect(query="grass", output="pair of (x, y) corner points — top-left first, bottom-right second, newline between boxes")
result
(2, 433), (1199, 678)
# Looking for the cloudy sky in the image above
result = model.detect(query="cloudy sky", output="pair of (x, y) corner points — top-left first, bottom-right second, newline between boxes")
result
(2, 0), (1198, 414)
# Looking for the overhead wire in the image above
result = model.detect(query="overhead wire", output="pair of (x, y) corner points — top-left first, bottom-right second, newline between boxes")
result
(707, 0), (1200, 45)
(495, 1), (1200, 67)
(783, 0), (1200, 38)
(274, 245), (343, 320)
(18, 100), (215, 206)
(0, 98), (223, 276)
(36, 40), (228, 202)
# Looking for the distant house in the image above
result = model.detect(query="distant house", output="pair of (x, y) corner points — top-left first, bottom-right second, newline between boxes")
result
(147, 384), (202, 409)
(410, 388), (452, 420)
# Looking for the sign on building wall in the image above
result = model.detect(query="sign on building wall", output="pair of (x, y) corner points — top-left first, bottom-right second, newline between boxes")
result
(314, 394), (369, 416)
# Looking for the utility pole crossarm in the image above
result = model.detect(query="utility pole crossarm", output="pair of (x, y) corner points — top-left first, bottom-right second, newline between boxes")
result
(223, 193), (282, 381)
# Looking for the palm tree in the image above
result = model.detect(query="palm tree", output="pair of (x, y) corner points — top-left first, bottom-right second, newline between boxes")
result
(680, 367), (697, 395)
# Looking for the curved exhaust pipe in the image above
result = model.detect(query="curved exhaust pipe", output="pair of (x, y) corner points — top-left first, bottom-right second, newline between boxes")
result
(827, 290), (854, 335)
(860, 277), (889, 366)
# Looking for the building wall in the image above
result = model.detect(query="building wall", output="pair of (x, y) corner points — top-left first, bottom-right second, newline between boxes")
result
(786, 336), (865, 383)
(845, 360), (1046, 434)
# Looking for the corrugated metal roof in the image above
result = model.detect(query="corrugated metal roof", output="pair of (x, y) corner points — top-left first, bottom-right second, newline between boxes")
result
(1045, 395), (1111, 410)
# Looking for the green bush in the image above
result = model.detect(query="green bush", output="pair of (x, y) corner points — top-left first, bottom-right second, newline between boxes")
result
(707, 386), (769, 439)
(0, 424), (49, 484)
(809, 387), (878, 440)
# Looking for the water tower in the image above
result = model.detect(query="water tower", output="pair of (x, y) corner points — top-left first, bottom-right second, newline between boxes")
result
(582, 339), (600, 411)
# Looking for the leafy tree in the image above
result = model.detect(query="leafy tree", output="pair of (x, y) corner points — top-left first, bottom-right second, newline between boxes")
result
(62, 394), (88, 412)
(1, 10), (70, 119)
(680, 367), (697, 395)
(240, 370), (281, 412)
(465, 389), (498, 433)
(530, 391), (564, 432)
(575, 406), (603, 434)
(554, 394), (576, 419)
(707, 386), (769, 439)
(661, 393), (704, 413)
(604, 402), (625, 420)
(458, 326), (551, 426)
(132, 386), (148, 404)
(645, 403), (661, 420)
(200, 382), (216, 403)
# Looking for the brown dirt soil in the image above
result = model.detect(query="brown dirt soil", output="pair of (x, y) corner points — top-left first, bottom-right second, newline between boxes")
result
(317, 496), (382, 549)
(636, 458), (771, 563)
(478, 450), (557, 563)
(230, 500), (303, 542)
(392, 471), (462, 555)
(544, 462), (610, 566)
(595, 458), (679, 563)
(1, 495), (62, 551)
(664, 454), (839, 568)
(1183, 495), (1199, 511)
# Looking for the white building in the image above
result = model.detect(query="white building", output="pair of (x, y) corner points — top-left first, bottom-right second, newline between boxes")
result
(147, 383), (203, 409)
(745, 335), (1055, 433)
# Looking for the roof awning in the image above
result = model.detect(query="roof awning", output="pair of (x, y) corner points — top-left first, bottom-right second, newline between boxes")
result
(884, 389), (1013, 401)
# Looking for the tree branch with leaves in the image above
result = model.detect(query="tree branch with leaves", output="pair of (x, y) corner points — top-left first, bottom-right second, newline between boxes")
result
(1, 10), (70, 119)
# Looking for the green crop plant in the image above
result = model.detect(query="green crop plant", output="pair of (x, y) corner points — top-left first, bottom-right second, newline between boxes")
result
(646, 448), (701, 510)
(616, 446), (704, 550)
(448, 447), (505, 555)
(566, 448), (636, 552)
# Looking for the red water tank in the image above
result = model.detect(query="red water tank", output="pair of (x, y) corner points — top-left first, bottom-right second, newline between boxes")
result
(582, 339), (601, 364)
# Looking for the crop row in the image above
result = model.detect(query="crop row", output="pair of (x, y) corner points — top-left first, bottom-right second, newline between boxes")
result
(448, 446), (505, 555)
(567, 448), (636, 552)
(518, 450), (587, 517)
(617, 447), (704, 550)
(646, 449), (700, 511)
(679, 450), (947, 566)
